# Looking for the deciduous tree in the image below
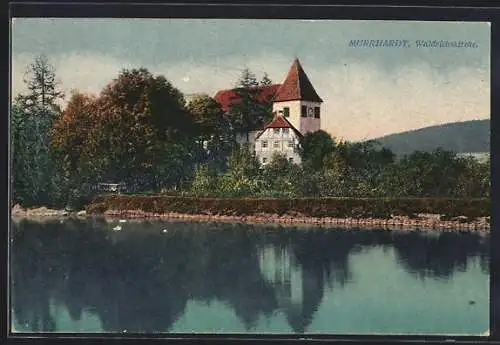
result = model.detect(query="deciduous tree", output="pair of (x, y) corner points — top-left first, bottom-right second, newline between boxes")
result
(187, 94), (235, 169)
(217, 145), (263, 196)
(261, 152), (301, 197)
(299, 130), (336, 171)
(51, 68), (196, 193)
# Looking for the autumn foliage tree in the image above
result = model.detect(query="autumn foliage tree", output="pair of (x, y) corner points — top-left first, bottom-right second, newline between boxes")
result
(50, 68), (196, 193)
(50, 92), (95, 172)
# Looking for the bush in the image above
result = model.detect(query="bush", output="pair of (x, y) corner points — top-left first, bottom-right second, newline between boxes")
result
(86, 202), (109, 214)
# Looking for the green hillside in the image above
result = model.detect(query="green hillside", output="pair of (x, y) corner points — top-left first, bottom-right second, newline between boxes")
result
(367, 119), (490, 156)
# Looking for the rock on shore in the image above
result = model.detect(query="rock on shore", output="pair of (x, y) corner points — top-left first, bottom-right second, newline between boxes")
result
(11, 204), (86, 219)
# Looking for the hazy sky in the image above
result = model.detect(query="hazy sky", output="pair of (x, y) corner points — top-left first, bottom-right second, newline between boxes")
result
(11, 18), (490, 141)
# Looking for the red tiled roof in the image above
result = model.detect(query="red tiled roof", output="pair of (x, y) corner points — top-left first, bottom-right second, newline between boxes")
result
(256, 114), (303, 139)
(274, 58), (323, 103)
(264, 115), (292, 129)
(214, 84), (281, 113)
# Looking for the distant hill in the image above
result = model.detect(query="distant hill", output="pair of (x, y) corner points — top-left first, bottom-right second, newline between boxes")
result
(367, 119), (490, 156)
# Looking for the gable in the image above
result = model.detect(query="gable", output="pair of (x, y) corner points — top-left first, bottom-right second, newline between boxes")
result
(255, 115), (303, 140)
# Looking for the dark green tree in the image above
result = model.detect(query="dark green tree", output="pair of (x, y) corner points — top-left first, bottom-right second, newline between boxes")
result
(217, 145), (263, 196)
(260, 73), (273, 86)
(11, 55), (65, 207)
(230, 68), (274, 133)
(325, 140), (395, 196)
(261, 152), (301, 197)
(16, 54), (64, 116)
(299, 130), (336, 171)
(187, 94), (236, 170)
(380, 148), (467, 197)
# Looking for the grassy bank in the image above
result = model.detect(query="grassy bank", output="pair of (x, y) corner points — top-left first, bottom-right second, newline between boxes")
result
(87, 195), (490, 221)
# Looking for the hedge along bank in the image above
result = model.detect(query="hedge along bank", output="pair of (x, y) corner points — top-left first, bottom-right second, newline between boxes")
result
(86, 195), (490, 220)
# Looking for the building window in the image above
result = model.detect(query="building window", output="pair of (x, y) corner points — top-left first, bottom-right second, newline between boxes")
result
(262, 157), (267, 163)
(288, 140), (294, 148)
(274, 141), (280, 148)
(283, 107), (290, 117)
(262, 141), (268, 148)
(301, 105), (307, 117)
(314, 107), (320, 118)
(282, 128), (289, 134)
(273, 128), (280, 135)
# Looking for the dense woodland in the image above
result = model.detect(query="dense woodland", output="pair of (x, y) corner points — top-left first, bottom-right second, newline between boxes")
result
(11, 56), (491, 209)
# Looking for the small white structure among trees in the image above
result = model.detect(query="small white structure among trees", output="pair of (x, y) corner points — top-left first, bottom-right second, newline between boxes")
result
(254, 114), (302, 165)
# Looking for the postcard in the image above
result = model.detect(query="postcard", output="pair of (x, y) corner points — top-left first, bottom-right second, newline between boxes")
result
(9, 17), (490, 336)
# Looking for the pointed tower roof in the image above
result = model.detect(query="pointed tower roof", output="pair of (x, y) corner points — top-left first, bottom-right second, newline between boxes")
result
(274, 58), (323, 103)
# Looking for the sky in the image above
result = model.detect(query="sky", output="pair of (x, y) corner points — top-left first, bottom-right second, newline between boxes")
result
(10, 18), (490, 141)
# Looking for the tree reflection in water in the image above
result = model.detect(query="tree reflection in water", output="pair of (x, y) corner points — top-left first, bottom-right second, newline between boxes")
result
(391, 231), (489, 280)
(10, 219), (489, 334)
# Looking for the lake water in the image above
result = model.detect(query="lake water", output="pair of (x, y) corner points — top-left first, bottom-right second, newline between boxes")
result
(10, 218), (489, 335)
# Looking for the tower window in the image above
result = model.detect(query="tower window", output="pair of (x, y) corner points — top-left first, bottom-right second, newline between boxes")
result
(282, 128), (289, 134)
(274, 141), (280, 148)
(314, 107), (320, 118)
(288, 140), (294, 147)
(262, 141), (268, 148)
(273, 128), (280, 134)
(301, 105), (307, 117)
(283, 107), (290, 117)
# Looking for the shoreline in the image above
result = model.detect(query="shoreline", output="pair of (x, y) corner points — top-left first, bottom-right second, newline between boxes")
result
(11, 205), (490, 235)
(101, 210), (490, 235)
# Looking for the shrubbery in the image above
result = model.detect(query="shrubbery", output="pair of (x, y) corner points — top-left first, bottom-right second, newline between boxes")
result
(87, 195), (490, 219)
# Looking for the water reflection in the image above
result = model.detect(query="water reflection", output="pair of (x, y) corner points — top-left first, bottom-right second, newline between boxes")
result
(392, 231), (490, 280)
(10, 219), (489, 334)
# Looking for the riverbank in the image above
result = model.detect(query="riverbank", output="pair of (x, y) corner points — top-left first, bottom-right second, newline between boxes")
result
(101, 209), (489, 235)
(11, 204), (490, 235)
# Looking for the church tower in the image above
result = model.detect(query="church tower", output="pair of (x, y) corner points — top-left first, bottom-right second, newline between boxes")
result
(272, 58), (323, 135)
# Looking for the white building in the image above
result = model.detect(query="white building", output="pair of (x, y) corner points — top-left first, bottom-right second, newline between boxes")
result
(254, 114), (302, 165)
(214, 58), (324, 165)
